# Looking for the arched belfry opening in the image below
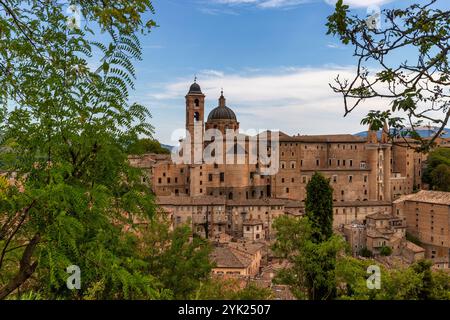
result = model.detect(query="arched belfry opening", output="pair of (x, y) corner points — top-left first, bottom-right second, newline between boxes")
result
(194, 111), (200, 122)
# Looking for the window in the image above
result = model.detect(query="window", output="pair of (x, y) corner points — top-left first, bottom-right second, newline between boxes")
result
(302, 176), (307, 184)
(208, 174), (213, 182)
(286, 188), (290, 193)
(348, 176), (353, 183)
(167, 178), (171, 183)
(360, 161), (367, 169)
(333, 176), (337, 183)
(350, 160), (353, 167)
(364, 175), (368, 183)
(281, 178), (285, 183)
(220, 172), (225, 182)
(316, 159), (320, 166)
(158, 178), (162, 184)
(175, 177), (178, 183)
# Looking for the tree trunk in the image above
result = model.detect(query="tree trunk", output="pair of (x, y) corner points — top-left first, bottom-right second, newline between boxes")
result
(0, 233), (40, 300)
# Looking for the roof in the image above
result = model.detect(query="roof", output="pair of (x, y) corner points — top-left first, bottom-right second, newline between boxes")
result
(227, 198), (286, 206)
(394, 190), (450, 206)
(211, 246), (250, 269)
(157, 196), (226, 206)
(188, 82), (202, 95)
(207, 105), (237, 122)
(210, 242), (263, 268)
(366, 229), (390, 240)
(243, 219), (264, 226)
(366, 211), (393, 220)
(404, 241), (425, 253)
(280, 133), (367, 143)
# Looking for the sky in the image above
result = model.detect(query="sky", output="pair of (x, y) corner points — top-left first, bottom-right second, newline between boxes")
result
(128, 0), (437, 145)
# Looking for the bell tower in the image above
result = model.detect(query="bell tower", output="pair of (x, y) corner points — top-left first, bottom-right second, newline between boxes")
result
(185, 78), (205, 164)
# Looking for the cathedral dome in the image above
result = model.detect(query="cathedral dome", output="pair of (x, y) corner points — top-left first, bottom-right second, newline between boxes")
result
(207, 91), (237, 121)
(207, 105), (237, 121)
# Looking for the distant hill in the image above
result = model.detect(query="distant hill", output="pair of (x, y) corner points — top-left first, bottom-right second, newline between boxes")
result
(354, 127), (450, 139)
(161, 144), (174, 152)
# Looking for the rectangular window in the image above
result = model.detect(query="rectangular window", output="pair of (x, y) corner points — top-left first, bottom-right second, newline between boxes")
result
(220, 172), (225, 182)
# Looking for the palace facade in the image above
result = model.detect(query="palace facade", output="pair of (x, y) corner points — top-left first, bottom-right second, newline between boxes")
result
(130, 81), (449, 241)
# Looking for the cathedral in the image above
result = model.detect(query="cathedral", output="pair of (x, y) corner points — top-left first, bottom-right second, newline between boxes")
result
(130, 80), (448, 240)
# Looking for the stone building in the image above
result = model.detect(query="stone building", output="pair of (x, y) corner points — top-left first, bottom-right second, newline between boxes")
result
(342, 211), (425, 263)
(132, 81), (449, 246)
(210, 242), (264, 277)
(394, 190), (450, 269)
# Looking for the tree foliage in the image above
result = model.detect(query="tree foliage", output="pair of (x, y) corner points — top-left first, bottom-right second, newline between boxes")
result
(127, 138), (170, 155)
(305, 172), (334, 242)
(0, 0), (161, 299)
(140, 219), (213, 300)
(337, 258), (450, 300)
(272, 216), (345, 300)
(327, 0), (450, 152)
(422, 148), (450, 191)
(192, 277), (273, 300)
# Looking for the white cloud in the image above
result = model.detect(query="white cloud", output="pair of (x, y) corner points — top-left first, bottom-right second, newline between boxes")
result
(212, 0), (311, 9)
(324, 0), (395, 8)
(211, 0), (395, 9)
(148, 66), (392, 144)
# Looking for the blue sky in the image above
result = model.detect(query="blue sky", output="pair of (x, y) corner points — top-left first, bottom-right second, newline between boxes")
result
(129, 0), (439, 144)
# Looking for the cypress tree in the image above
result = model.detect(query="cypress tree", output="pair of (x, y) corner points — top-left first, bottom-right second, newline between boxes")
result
(305, 172), (334, 242)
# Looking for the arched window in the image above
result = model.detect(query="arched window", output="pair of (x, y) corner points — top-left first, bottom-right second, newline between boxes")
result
(194, 99), (200, 107)
(194, 111), (200, 121)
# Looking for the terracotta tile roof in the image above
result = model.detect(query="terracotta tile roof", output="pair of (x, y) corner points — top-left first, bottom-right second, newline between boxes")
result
(366, 211), (392, 220)
(394, 190), (450, 206)
(243, 219), (264, 226)
(404, 241), (425, 253)
(157, 196), (226, 206)
(283, 134), (367, 143)
(211, 246), (250, 268)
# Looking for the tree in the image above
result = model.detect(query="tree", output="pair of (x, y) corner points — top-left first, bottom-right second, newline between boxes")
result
(423, 148), (450, 191)
(127, 138), (170, 155)
(193, 277), (273, 300)
(305, 172), (334, 242)
(327, 0), (450, 152)
(140, 218), (213, 300)
(336, 258), (450, 300)
(272, 215), (345, 300)
(379, 246), (393, 256)
(0, 0), (159, 299)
